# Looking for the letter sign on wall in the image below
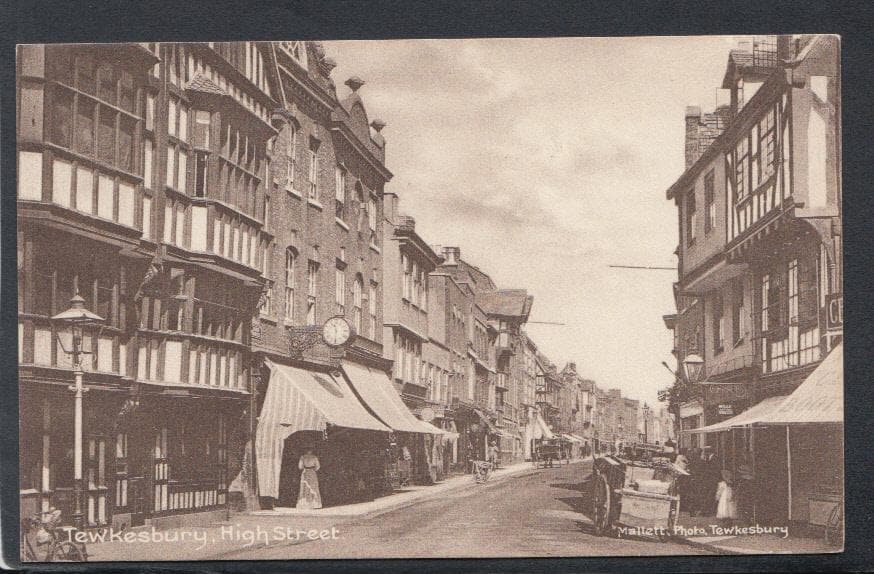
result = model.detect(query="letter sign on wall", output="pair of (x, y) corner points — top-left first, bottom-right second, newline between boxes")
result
(826, 293), (843, 332)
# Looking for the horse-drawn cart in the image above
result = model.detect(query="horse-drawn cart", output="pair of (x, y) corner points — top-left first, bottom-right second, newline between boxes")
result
(590, 454), (687, 541)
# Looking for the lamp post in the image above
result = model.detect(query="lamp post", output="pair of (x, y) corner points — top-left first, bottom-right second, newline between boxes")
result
(642, 402), (651, 444)
(52, 293), (105, 531)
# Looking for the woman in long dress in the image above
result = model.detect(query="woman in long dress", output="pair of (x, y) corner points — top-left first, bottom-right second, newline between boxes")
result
(296, 448), (322, 509)
(715, 469), (738, 524)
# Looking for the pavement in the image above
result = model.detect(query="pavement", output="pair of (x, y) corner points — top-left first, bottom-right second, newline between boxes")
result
(671, 511), (839, 555)
(249, 459), (541, 518)
(85, 459), (545, 562)
(80, 458), (833, 561)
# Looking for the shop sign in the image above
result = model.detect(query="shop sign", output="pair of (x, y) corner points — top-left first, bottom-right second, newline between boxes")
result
(826, 293), (843, 332)
(700, 382), (749, 406)
(718, 404), (734, 416)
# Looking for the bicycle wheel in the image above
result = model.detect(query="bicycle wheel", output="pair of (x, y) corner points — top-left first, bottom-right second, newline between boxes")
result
(49, 540), (87, 562)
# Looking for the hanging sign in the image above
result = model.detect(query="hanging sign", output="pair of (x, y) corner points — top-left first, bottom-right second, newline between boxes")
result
(826, 293), (843, 332)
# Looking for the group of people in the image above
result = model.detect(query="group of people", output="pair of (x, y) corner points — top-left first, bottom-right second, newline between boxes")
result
(674, 446), (742, 524)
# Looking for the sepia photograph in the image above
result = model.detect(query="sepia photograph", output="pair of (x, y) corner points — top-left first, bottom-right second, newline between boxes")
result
(14, 35), (842, 562)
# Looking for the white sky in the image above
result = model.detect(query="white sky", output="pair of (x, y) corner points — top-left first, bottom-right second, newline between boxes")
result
(324, 36), (740, 409)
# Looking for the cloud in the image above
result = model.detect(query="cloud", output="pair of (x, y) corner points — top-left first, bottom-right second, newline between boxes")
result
(324, 36), (738, 407)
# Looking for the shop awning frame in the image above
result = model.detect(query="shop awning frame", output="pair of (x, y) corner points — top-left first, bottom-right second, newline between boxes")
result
(685, 395), (789, 434)
(342, 362), (444, 435)
(255, 360), (390, 498)
(757, 343), (843, 425)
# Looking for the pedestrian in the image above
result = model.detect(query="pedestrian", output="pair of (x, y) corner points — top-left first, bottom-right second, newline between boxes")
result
(687, 447), (702, 516)
(701, 447), (720, 516)
(715, 469), (738, 525)
(736, 458), (755, 525)
(296, 448), (322, 510)
(488, 441), (500, 469)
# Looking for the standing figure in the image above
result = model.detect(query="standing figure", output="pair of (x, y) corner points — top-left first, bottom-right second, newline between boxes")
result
(296, 448), (322, 510)
(488, 441), (500, 469)
(687, 447), (702, 516)
(715, 469), (738, 524)
(701, 447), (720, 516)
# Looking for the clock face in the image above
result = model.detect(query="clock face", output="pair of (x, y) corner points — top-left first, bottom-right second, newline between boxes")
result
(322, 317), (352, 347)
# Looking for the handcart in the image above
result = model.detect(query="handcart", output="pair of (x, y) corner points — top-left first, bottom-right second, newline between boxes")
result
(590, 453), (688, 541)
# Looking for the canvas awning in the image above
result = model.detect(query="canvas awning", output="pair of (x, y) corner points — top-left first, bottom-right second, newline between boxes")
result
(424, 421), (459, 440)
(686, 395), (788, 434)
(473, 409), (500, 434)
(343, 362), (443, 435)
(255, 360), (390, 498)
(532, 412), (555, 440)
(561, 433), (584, 444)
(758, 343), (843, 425)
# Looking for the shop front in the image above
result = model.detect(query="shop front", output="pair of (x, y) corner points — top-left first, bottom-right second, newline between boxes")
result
(254, 360), (391, 509)
(341, 362), (445, 485)
(756, 343), (843, 530)
(19, 377), (245, 531)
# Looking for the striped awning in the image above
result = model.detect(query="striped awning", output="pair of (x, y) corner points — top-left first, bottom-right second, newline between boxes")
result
(532, 412), (555, 440)
(255, 360), (389, 498)
(342, 362), (443, 434)
(759, 343), (843, 425)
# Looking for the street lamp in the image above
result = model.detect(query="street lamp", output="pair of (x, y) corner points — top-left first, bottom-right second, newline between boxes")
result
(682, 353), (704, 384)
(642, 402), (651, 444)
(52, 293), (105, 531)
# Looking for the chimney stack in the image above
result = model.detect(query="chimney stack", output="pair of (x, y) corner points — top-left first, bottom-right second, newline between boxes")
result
(442, 246), (460, 266)
(685, 106), (702, 169)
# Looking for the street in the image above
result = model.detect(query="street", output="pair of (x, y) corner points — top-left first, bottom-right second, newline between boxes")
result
(219, 461), (707, 559)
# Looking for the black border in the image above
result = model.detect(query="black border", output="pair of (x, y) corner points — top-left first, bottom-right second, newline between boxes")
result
(2, 1), (873, 572)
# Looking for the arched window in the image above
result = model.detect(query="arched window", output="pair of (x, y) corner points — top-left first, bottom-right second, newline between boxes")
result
(352, 274), (363, 333)
(284, 248), (296, 320)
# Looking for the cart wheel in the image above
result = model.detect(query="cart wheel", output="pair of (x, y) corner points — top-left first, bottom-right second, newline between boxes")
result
(592, 472), (613, 536)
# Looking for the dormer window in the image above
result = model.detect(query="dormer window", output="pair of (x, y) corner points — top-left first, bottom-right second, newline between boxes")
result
(279, 41), (308, 70)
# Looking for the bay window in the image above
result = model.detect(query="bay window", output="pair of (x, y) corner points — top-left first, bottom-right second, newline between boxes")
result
(42, 51), (150, 232)
(759, 250), (822, 373)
